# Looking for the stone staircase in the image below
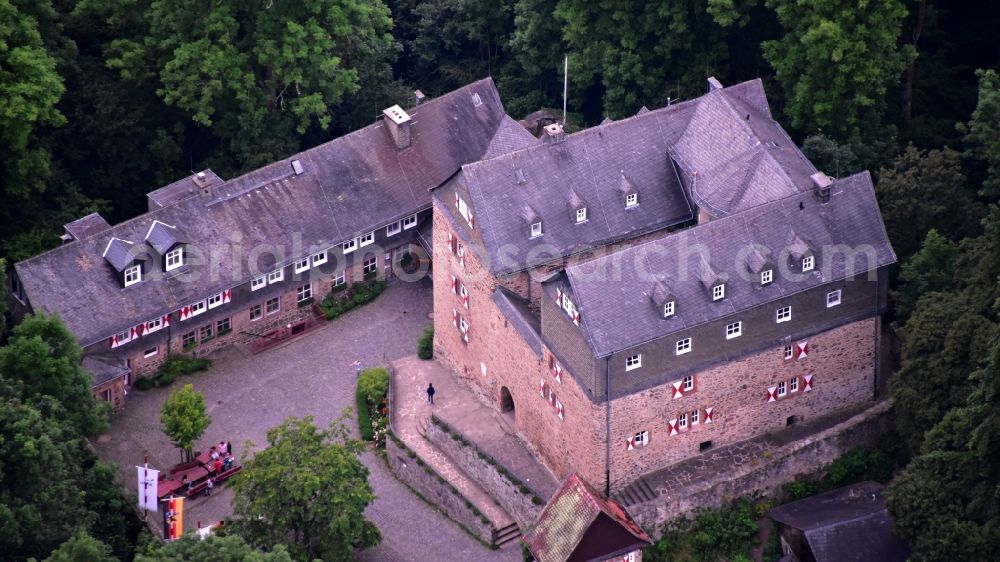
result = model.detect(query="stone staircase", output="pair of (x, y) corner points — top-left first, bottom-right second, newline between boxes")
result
(492, 522), (522, 548)
(614, 476), (659, 507)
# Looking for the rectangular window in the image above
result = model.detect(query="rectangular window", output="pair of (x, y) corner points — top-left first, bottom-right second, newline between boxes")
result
(776, 306), (791, 323)
(386, 221), (402, 236)
(676, 338), (692, 355)
(342, 239), (357, 253)
(761, 269), (773, 285)
(251, 276), (266, 291)
(188, 300), (206, 318)
(216, 317), (231, 333)
(182, 331), (197, 347)
(145, 317), (163, 333)
(294, 258), (310, 274)
(576, 207), (587, 223)
(458, 196), (472, 224)
(143, 346), (158, 358)
(625, 354), (642, 371)
(691, 409), (700, 425)
(777, 381), (787, 397)
(358, 231), (375, 248)
(678, 413), (688, 429)
(663, 301), (675, 317)
(165, 247), (184, 271)
(199, 324), (213, 341)
(790, 377), (799, 393)
(312, 251), (327, 267)
(250, 304), (263, 321)
(114, 329), (132, 344)
(333, 271), (345, 287)
(268, 269), (284, 284)
(124, 265), (142, 287)
(297, 283), (312, 302)
(683, 375), (694, 391)
(784, 345), (794, 360)
(530, 222), (543, 238)
(625, 193), (638, 207)
(266, 297), (280, 315)
(403, 214), (418, 230)
(826, 289), (842, 308)
(802, 255), (815, 272)
(713, 284), (725, 301)
(634, 431), (649, 447)
(207, 292), (223, 309)
(726, 321), (742, 339)
(363, 257), (377, 275)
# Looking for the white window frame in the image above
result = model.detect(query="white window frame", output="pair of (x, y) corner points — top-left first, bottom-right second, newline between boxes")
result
(358, 231), (375, 248)
(268, 269), (284, 284)
(115, 329), (133, 345)
(713, 284), (725, 301)
(726, 321), (742, 339)
(143, 346), (158, 358)
(297, 283), (312, 302)
(249, 304), (263, 321)
(683, 375), (694, 391)
(576, 207), (587, 223)
(403, 214), (418, 230)
(458, 197), (471, 223)
(333, 271), (345, 287)
(145, 317), (163, 334)
(312, 251), (327, 267)
(663, 301), (675, 318)
(761, 269), (773, 285)
(625, 354), (642, 371)
(189, 300), (206, 318)
(207, 292), (224, 309)
(165, 247), (184, 271)
(124, 265), (142, 287)
(386, 221), (402, 236)
(784, 345), (794, 360)
(676, 338), (692, 355)
(790, 377), (799, 393)
(251, 276), (266, 291)
(342, 239), (357, 254)
(363, 256), (377, 275)
(802, 255), (815, 272)
(625, 193), (638, 207)
(777, 380), (787, 397)
(776, 306), (792, 323)
(691, 409), (700, 425)
(678, 413), (688, 429)
(634, 431), (649, 447)
(826, 289), (842, 308)
(530, 222), (543, 238)
(294, 258), (310, 274)
(266, 297), (280, 315)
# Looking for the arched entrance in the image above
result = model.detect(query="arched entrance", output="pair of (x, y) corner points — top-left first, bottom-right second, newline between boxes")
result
(499, 386), (515, 426)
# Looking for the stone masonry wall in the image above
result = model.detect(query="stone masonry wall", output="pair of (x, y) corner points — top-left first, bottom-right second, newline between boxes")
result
(628, 401), (894, 533)
(608, 317), (878, 491)
(424, 418), (544, 528)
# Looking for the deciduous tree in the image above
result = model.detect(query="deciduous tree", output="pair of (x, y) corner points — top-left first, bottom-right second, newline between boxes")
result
(160, 384), (211, 463)
(136, 534), (291, 562)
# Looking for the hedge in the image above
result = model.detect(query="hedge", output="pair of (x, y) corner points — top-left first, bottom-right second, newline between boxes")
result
(318, 279), (386, 320)
(417, 326), (434, 360)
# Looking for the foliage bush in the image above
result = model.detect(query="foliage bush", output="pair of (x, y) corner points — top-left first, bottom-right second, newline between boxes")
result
(134, 377), (154, 391)
(357, 368), (389, 405)
(417, 326), (434, 360)
(646, 499), (760, 562)
(155, 371), (176, 387)
(783, 478), (819, 500)
(355, 386), (373, 442)
(318, 280), (385, 320)
(160, 355), (212, 378)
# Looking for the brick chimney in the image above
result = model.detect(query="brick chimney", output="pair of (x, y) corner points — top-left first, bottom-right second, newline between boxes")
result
(543, 122), (565, 144)
(383, 104), (412, 149)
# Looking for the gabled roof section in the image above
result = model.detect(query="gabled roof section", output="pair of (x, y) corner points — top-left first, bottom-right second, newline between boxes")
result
(102, 238), (136, 271)
(147, 169), (225, 209)
(562, 172), (896, 356)
(483, 115), (540, 159)
(64, 213), (112, 241)
(524, 473), (651, 562)
(83, 355), (129, 389)
(144, 220), (182, 254)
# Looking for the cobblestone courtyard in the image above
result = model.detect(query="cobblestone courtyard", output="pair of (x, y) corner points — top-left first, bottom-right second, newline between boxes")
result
(93, 280), (516, 561)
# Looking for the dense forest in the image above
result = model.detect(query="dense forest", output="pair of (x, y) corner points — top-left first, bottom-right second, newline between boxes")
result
(1, 0), (999, 561)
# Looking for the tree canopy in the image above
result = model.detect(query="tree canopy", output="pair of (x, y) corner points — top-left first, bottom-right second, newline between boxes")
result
(135, 534), (292, 562)
(160, 383), (211, 463)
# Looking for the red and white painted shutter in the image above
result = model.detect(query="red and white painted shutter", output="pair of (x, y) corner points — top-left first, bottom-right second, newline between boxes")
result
(468, 214), (474, 229)
(450, 275), (457, 293)
(626, 436), (636, 451)
(222, 290), (231, 304)
(555, 288), (563, 306)
(162, 315), (170, 327)
(553, 364), (562, 383)
(454, 193), (460, 208)
(704, 407), (714, 423)
(539, 379), (545, 397)
(110, 334), (119, 349)
(803, 374), (814, 391)
(460, 255), (466, 269)
(463, 292), (469, 309)
(796, 340), (809, 359)
(766, 386), (777, 402)
(180, 306), (190, 321)
(135, 323), (145, 337)
(556, 401), (564, 421)
(452, 309), (458, 327)
(668, 419), (679, 436)
(573, 312), (581, 326)
(671, 381), (684, 399)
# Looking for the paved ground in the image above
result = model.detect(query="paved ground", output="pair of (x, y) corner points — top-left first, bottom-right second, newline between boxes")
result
(93, 280), (515, 561)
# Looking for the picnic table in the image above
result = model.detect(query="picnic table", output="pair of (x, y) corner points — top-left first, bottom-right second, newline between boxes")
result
(156, 466), (209, 499)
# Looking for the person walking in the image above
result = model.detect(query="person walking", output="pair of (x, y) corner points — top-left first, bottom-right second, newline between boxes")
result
(205, 478), (214, 497)
(426, 383), (436, 405)
(226, 441), (232, 456)
(353, 359), (363, 376)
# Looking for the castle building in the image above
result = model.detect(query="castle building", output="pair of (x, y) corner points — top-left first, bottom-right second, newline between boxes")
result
(430, 77), (895, 493)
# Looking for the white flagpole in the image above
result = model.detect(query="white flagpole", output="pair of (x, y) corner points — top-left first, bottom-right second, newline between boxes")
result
(563, 55), (569, 126)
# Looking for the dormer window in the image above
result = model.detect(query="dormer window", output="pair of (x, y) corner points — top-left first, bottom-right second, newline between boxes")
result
(342, 239), (357, 254)
(403, 214), (418, 229)
(801, 255), (815, 272)
(576, 207), (588, 223)
(531, 222), (543, 238)
(663, 301), (675, 317)
(625, 193), (638, 207)
(268, 269), (284, 284)
(359, 231), (375, 248)
(312, 251), (327, 267)
(124, 265), (142, 287)
(165, 247), (184, 271)
(251, 276), (266, 291)
(294, 258), (310, 274)
(712, 284), (725, 301)
(761, 269), (773, 285)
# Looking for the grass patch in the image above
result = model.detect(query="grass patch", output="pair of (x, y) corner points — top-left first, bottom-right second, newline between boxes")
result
(417, 326), (434, 359)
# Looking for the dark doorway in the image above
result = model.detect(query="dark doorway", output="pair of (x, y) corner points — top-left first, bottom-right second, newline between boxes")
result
(291, 321), (306, 336)
(699, 441), (713, 452)
(500, 386), (515, 427)
(786, 415), (799, 427)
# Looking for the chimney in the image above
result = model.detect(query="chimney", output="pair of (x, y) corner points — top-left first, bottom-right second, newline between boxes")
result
(414, 90), (426, 107)
(810, 171), (833, 203)
(543, 122), (565, 144)
(382, 104), (412, 149)
(707, 76), (724, 91)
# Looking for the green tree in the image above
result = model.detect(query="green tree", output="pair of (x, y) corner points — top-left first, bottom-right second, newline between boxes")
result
(160, 384), (211, 463)
(502, 0), (564, 117)
(136, 534), (292, 562)
(43, 532), (118, 562)
(892, 230), (958, 323)
(959, 68), (1000, 198)
(0, 259), (6, 336)
(762, 0), (912, 140)
(799, 134), (859, 177)
(231, 415), (380, 561)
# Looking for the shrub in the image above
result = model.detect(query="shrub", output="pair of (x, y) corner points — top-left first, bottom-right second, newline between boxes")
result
(417, 326), (434, 359)
(783, 478), (819, 500)
(356, 385), (374, 441)
(358, 367), (389, 405)
(159, 355), (211, 378)
(531, 496), (542, 505)
(134, 377), (154, 391)
(319, 279), (385, 320)
(156, 371), (176, 387)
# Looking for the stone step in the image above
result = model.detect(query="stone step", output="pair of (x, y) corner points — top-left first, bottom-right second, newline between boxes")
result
(615, 487), (638, 507)
(636, 478), (657, 502)
(493, 522), (522, 547)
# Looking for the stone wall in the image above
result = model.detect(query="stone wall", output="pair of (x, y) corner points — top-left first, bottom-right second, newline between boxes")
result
(627, 401), (894, 533)
(425, 417), (544, 528)
(385, 433), (495, 545)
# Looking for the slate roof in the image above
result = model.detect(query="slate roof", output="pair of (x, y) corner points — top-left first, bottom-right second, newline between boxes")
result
(560, 172), (896, 357)
(16, 78), (510, 347)
(83, 355), (129, 388)
(102, 238), (138, 272)
(768, 481), (910, 562)
(492, 288), (542, 356)
(147, 169), (225, 209)
(144, 220), (182, 254)
(64, 213), (112, 240)
(524, 473), (651, 562)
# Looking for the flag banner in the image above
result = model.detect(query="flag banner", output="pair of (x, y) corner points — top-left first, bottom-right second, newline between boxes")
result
(136, 466), (159, 512)
(162, 497), (184, 540)
(196, 524), (214, 539)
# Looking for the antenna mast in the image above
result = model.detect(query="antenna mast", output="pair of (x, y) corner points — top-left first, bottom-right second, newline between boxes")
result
(563, 55), (568, 126)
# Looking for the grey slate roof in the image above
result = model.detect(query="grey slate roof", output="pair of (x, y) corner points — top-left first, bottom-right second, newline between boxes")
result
(482, 114), (540, 159)
(492, 288), (542, 356)
(64, 213), (112, 240)
(16, 78), (510, 347)
(83, 355), (129, 388)
(560, 172), (896, 357)
(102, 238), (139, 272)
(768, 482), (909, 562)
(147, 169), (225, 209)
(144, 220), (182, 254)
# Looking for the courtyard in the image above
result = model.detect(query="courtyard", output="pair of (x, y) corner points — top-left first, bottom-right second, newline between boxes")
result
(93, 279), (517, 561)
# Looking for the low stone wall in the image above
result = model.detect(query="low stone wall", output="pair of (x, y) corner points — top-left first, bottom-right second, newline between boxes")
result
(629, 401), (894, 534)
(425, 417), (544, 528)
(385, 433), (494, 545)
